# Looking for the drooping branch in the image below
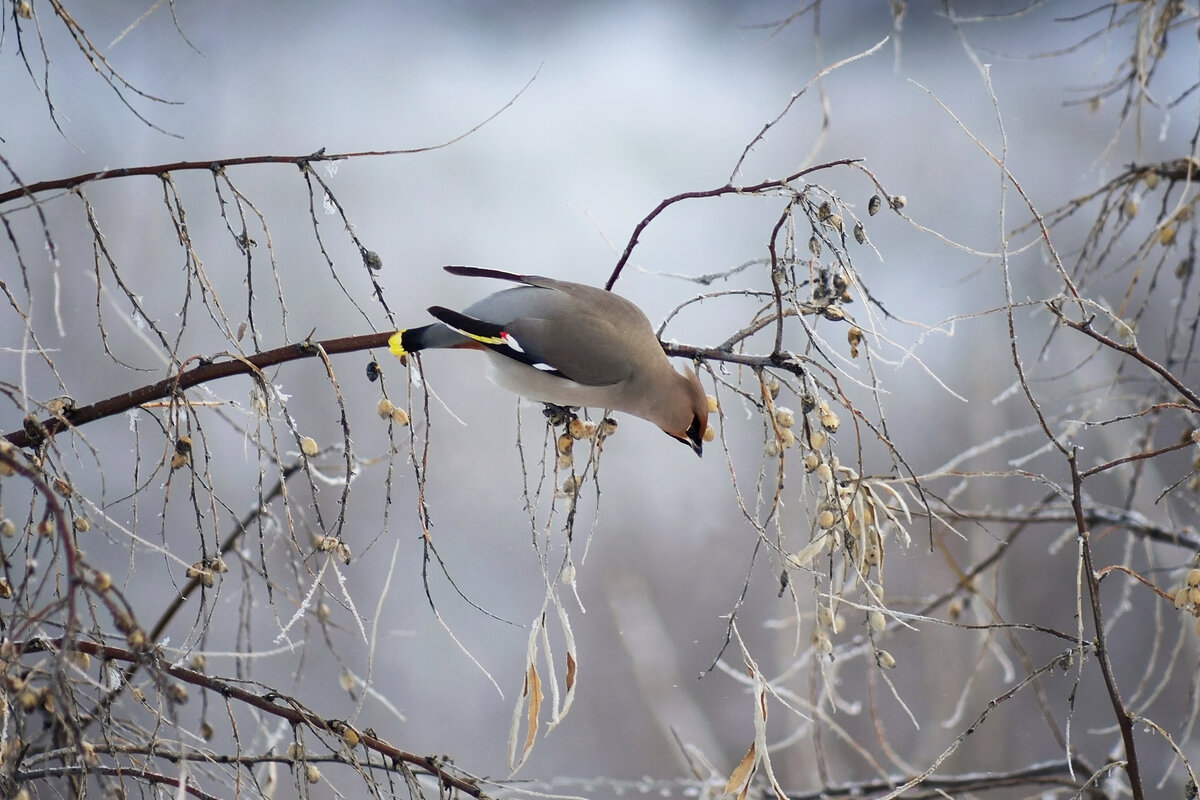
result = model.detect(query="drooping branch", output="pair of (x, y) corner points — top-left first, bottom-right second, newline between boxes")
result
(4, 331), (392, 450)
(16, 638), (490, 798)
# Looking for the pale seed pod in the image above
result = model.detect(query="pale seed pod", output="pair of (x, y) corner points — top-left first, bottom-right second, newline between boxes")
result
(1187, 568), (1200, 588)
(864, 546), (881, 566)
(391, 407), (410, 426)
(300, 436), (319, 457)
(813, 630), (833, 655)
(808, 236), (821, 257)
(820, 409), (840, 432)
(200, 721), (214, 741)
(703, 426), (715, 443)
(869, 610), (887, 631)
(817, 509), (836, 529)
(1144, 171), (1159, 190)
(0, 579), (11, 600)
(339, 671), (356, 692)
(889, 195), (906, 210)
(1123, 200), (1138, 218)
(817, 605), (835, 629)
(556, 434), (574, 456)
(315, 602), (331, 623)
(706, 394), (718, 412)
(847, 326), (862, 358)
(779, 428), (796, 448)
(72, 516), (89, 533)
(168, 683), (188, 704)
(1175, 586), (1190, 610)
(336, 542), (352, 565)
(127, 629), (146, 650)
(868, 194), (882, 215)
(774, 407), (795, 428)
(802, 453), (819, 472)
(556, 453), (573, 471)
(764, 439), (781, 458)
(1159, 226), (1177, 246)
(287, 742), (304, 760)
(1189, 586), (1200, 607)
(189, 654), (206, 671)
(210, 557), (228, 573)
(560, 475), (581, 495)
(853, 222), (866, 244)
(94, 571), (112, 592)
(809, 430), (827, 450)
(171, 436), (192, 470)
(822, 305), (845, 322)
(339, 724), (361, 748)
(827, 213), (843, 232)
(306, 765), (321, 784)
(0, 519), (14, 537)
(815, 463), (833, 483)
(54, 478), (72, 497)
(817, 201), (832, 221)
(597, 418), (618, 437)
(568, 418), (591, 439)
(376, 398), (395, 419)
(876, 650), (897, 669)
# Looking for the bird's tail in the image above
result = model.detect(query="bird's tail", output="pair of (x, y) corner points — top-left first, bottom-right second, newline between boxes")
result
(389, 322), (478, 357)
(388, 326), (432, 357)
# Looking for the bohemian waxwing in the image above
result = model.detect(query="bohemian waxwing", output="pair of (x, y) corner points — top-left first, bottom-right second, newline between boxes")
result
(389, 266), (709, 456)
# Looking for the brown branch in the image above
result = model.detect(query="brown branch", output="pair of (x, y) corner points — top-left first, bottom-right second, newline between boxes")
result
(4, 332), (802, 452)
(1069, 449), (1144, 800)
(3, 332), (392, 450)
(781, 758), (1097, 800)
(1049, 301), (1200, 408)
(0, 151), (367, 206)
(604, 158), (864, 291)
(15, 764), (221, 800)
(1, 67), (540, 207)
(18, 638), (488, 799)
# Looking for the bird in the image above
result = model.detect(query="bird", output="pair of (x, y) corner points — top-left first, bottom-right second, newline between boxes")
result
(388, 266), (709, 456)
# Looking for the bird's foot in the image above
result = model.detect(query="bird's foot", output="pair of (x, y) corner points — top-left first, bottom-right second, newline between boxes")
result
(542, 404), (579, 428)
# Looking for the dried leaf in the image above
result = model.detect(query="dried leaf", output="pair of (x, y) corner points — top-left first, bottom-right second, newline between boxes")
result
(787, 533), (829, 570)
(723, 741), (757, 799)
(565, 651), (576, 691)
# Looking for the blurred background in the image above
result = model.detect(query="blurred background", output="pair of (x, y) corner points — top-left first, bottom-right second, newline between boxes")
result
(3, 1), (1199, 797)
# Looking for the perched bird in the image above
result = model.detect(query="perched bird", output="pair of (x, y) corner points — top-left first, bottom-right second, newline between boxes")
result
(389, 266), (709, 455)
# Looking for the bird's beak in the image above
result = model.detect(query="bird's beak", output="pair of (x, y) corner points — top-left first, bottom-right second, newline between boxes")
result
(668, 418), (704, 457)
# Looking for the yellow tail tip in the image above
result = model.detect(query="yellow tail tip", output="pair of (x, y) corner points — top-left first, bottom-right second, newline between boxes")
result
(388, 330), (408, 357)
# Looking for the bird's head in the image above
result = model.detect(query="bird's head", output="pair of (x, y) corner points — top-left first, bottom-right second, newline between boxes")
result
(663, 365), (709, 457)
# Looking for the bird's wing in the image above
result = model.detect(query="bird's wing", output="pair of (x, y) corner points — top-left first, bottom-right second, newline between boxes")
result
(431, 284), (637, 387)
